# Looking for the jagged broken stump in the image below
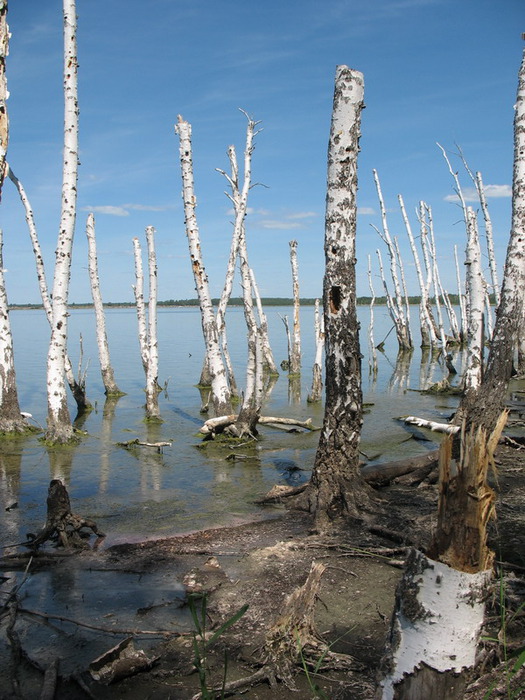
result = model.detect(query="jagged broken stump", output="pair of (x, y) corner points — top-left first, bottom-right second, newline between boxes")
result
(28, 479), (105, 549)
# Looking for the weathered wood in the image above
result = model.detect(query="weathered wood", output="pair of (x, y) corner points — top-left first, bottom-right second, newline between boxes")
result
(28, 480), (105, 549)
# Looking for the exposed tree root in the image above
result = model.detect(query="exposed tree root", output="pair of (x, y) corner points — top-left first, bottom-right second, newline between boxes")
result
(27, 480), (105, 550)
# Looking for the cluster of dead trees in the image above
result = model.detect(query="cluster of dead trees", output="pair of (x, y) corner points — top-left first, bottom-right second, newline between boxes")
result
(1, 0), (525, 697)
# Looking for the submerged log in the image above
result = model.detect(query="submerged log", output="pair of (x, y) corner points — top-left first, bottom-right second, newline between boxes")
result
(28, 480), (105, 549)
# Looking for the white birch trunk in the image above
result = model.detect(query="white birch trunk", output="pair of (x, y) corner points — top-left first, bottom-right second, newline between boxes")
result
(367, 256), (378, 375)
(0, 230), (27, 432)
(399, 195), (436, 348)
(307, 298), (324, 402)
(45, 0), (79, 443)
(145, 225), (160, 419)
(463, 207), (485, 394)
(250, 268), (278, 374)
(214, 114), (260, 395)
(0, 3), (26, 433)
(132, 237), (149, 372)
(379, 549), (491, 700)
(289, 239), (301, 373)
(86, 213), (123, 396)
(7, 164), (90, 412)
(372, 170), (412, 351)
(0, 0), (7, 197)
(175, 116), (231, 416)
(454, 244), (467, 343)
(476, 170), (500, 305)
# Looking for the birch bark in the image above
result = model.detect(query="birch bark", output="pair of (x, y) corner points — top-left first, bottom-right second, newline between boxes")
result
(379, 50), (525, 698)
(45, 0), (79, 443)
(0, 230), (27, 433)
(8, 165), (90, 412)
(372, 170), (412, 351)
(463, 207), (485, 394)
(289, 239), (301, 374)
(399, 195), (435, 348)
(298, 65), (371, 531)
(307, 298), (324, 402)
(175, 116), (231, 416)
(86, 213), (123, 396)
(0, 2), (26, 433)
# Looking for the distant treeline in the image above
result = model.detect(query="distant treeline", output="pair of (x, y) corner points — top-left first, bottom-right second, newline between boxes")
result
(9, 294), (497, 310)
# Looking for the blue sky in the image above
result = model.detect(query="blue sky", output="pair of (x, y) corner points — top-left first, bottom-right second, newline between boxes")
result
(1, 0), (522, 304)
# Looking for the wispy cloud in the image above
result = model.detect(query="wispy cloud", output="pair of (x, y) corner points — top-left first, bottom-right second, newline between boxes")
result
(259, 220), (302, 230)
(286, 211), (317, 220)
(82, 203), (175, 217)
(83, 205), (130, 217)
(358, 206), (376, 215)
(444, 184), (512, 203)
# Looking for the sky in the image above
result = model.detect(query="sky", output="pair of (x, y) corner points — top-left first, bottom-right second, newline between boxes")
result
(1, 0), (523, 305)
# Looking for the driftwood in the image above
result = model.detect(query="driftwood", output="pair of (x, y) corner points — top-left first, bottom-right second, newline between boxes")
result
(257, 451), (441, 503)
(400, 416), (459, 434)
(200, 414), (319, 435)
(117, 438), (172, 452)
(197, 561), (359, 699)
(27, 480), (105, 549)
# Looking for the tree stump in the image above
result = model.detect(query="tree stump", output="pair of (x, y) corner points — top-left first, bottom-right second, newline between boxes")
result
(28, 479), (105, 549)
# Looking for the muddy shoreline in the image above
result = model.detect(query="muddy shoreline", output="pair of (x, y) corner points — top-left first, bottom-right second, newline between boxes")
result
(1, 442), (524, 699)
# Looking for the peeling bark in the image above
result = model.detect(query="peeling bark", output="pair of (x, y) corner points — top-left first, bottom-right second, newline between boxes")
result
(297, 65), (372, 531)
(175, 116), (231, 417)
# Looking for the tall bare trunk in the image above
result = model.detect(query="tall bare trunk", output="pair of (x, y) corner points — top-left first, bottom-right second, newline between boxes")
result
(132, 232), (161, 420)
(372, 170), (412, 351)
(463, 207), (485, 394)
(45, 0), (79, 443)
(0, 2), (25, 433)
(299, 65), (371, 531)
(175, 116), (231, 416)
(307, 298), (324, 402)
(86, 213), (123, 396)
(289, 239), (301, 373)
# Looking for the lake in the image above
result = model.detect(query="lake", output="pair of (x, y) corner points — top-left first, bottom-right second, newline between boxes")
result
(1, 304), (469, 551)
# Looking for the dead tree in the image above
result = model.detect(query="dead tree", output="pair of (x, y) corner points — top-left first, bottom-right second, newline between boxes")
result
(289, 239), (301, 374)
(175, 115), (232, 417)
(378, 46), (525, 699)
(215, 112), (261, 398)
(307, 298), (324, 402)
(399, 195), (437, 348)
(0, 4), (27, 434)
(0, 0), (7, 200)
(296, 65), (373, 532)
(0, 232), (28, 434)
(463, 206), (485, 395)
(27, 479), (104, 549)
(6, 165), (90, 414)
(372, 170), (412, 351)
(86, 213), (124, 396)
(132, 231), (161, 421)
(45, 0), (80, 443)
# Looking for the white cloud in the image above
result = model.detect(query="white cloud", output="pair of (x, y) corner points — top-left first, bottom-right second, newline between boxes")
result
(259, 220), (302, 230)
(358, 206), (376, 215)
(444, 184), (512, 203)
(286, 211), (317, 220)
(81, 202), (175, 217)
(83, 205), (130, 217)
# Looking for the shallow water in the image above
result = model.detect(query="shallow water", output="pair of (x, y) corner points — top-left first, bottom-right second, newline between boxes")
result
(0, 304), (465, 551)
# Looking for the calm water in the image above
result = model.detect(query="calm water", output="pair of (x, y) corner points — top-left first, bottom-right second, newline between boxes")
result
(1, 304), (466, 550)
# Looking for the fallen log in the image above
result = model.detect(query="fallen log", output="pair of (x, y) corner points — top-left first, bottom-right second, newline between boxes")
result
(200, 414), (319, 435)
(400, 416), (459, 434)
(258, 452), (441, 503)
